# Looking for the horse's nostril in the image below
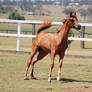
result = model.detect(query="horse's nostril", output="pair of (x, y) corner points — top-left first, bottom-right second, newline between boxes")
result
(78, 25), (81, 29)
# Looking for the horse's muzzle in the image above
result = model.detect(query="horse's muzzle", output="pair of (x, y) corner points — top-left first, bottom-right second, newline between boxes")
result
(74, 25), (81, 30)
(77, 25), (81, 30)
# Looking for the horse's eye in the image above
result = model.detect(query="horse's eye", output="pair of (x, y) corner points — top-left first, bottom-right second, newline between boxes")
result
(70, 19), (74, 23)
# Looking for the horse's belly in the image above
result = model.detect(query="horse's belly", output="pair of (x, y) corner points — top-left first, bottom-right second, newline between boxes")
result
(41, 47), (51, 53)
(38, 33), (52, 52)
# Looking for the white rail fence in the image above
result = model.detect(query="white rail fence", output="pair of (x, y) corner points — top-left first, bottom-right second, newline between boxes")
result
(0, 19), (92, 53)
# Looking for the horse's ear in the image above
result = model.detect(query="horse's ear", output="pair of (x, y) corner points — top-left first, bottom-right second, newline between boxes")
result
(70, 12), (72, 17)
(62, 19), (67, 24)
(56, 28), (60, 32)
(74, 12), (76, 15)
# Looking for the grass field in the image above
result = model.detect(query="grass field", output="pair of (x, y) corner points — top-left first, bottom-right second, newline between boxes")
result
(0, 37), (92, 56)
(0, 6), (92, 92)
(0, 52), (92, 92)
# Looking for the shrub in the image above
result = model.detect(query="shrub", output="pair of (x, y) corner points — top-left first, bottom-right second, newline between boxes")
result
(68, 29), (74, 45)
(8, 10), (25, 20)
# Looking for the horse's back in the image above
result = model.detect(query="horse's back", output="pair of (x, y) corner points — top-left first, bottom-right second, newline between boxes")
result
(35, 32), (54, 52)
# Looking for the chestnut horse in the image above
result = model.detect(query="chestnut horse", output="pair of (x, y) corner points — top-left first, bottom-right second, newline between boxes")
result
(24, 12), (81, 82)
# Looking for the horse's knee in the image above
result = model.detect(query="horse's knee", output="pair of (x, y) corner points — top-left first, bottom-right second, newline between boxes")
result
(27, 61), (31, 67)
(59, 62), (62, 68)
(31, 62), (35, 66)
(50, 63), (54, 69)
(59, 60), (63, 68)
(27, 54), (34, 67)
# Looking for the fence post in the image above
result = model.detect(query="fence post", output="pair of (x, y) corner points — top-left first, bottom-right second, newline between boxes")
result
(32, 24), (36, 42)
(81, 26), (85, 48)
(17, 23), (21, 52)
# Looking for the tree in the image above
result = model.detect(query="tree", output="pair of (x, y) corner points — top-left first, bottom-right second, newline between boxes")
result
(3, 0), (10, 5)
(79, 0), (92, 5)
(63, 0), (70, 6)
(19, 0), (33, 12)
(87, 7), (92, 18)
(8, 10), (25, 20)
(79, 9), (88, 20)
(63, 8), (75, 15)
(36, 0), (43, 15)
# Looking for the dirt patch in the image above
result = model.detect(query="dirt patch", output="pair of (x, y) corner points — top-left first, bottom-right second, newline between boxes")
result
(0, 51), (29, 56)
(66, 55), (92, 59)
(84, 86), (89, 88)
(0, 51), (92, 59)
(61, 82), (92, 92)
(63, 86), (92, 92)
(46, 87), (55, 90)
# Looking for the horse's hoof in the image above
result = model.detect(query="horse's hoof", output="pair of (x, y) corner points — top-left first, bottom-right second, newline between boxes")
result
(31, 76), (37, 80)
(24, 77), (29, 80)
(48, 78), (51, 83)
(57, 77), (60, 81)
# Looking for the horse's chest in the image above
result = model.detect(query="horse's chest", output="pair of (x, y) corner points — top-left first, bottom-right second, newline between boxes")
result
(56, 42), (68, 53)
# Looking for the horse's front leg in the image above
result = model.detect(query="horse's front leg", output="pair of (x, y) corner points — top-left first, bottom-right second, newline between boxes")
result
(57, 58), (63, 81)
(48, 51), (55, 82)
(57, 53), (65, 81)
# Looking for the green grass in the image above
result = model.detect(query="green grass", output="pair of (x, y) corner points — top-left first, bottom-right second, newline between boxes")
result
(0, 24), (57, 34)
(0, 37), (92, 56)
(0, 52), (92, 92)
(69, 40), (92, 56)
(0, 24), (32, 32)
(0, 21), (92, 34)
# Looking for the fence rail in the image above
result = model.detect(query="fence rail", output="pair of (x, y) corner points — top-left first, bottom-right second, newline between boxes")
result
(1, 19), (92, 26)
(0, 19), (92, 52)
(0, 33), (92, 41)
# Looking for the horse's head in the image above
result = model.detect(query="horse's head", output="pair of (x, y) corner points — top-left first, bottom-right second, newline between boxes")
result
(63, 12), (81, 30)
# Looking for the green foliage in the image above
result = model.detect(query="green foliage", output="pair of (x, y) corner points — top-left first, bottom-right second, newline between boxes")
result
(79, 9), (88, 18)
(87, 7), (92, 18)
(8, 10), (25, 20)
(79, 7), (92, 18)
(31, 7), (36, 12)
(68, 29), (74, 45)
(0, 6), (13, 14)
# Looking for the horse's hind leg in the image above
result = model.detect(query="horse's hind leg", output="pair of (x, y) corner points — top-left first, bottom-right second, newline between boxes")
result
(30, 50), (47, 79)
(24, 40), (38, 80)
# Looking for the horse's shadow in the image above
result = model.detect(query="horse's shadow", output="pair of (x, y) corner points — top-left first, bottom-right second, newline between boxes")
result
(51, 78), (92, 83)
(29, 77), (92, 83)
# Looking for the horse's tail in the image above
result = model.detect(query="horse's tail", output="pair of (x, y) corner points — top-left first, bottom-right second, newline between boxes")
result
(36, 20), (52, 35)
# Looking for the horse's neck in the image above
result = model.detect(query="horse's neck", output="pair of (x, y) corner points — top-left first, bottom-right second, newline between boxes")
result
(58, 22), (70, 43)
